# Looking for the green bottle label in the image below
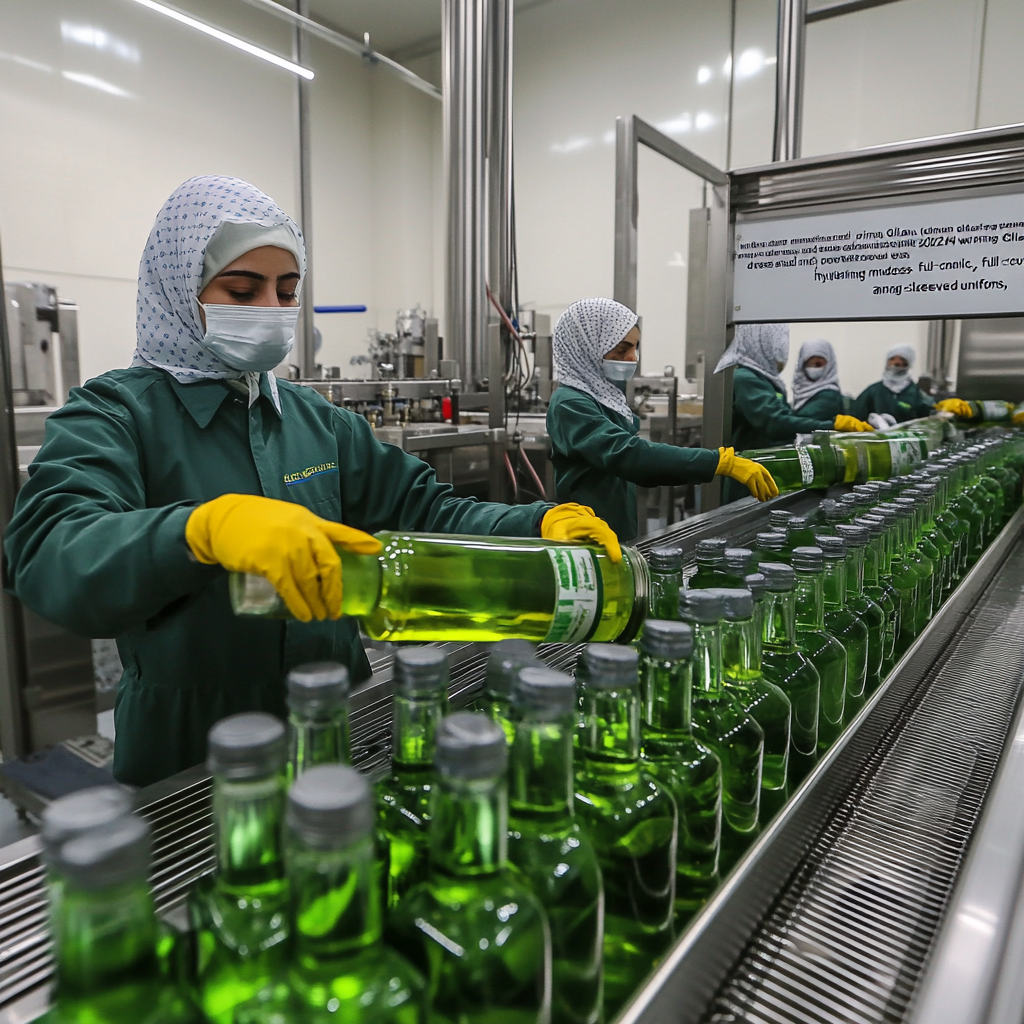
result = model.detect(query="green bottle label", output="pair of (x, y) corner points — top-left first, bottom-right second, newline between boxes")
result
(544, 547), (600, 642)
(981, 400), (1010, 420)
(795, 446), (815, 485)
(887, 439), (919, 475)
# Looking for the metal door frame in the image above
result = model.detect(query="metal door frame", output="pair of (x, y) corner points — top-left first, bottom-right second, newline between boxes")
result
(613, 114), (732, 510)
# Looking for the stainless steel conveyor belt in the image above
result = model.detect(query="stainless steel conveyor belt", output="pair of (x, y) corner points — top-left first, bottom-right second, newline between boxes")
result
(2, 491), (1024, 1024)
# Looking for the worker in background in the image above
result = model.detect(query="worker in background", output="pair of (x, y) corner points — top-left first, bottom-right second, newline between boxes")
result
(716, 324), (873, 500)
(791, 338), (847, 421)
(4, 176), (618, 789)
(546, 297), (778, 542)
(851, 344), (937, 423)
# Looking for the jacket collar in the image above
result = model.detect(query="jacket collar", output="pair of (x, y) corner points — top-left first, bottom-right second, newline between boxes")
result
(168, 374), (284, 429)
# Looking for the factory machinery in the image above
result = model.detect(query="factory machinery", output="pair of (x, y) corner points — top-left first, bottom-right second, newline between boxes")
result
(2, 447), (1024, 1024)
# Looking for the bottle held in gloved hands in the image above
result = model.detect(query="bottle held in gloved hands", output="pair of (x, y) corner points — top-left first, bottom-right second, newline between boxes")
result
(231, 532), (649, 645)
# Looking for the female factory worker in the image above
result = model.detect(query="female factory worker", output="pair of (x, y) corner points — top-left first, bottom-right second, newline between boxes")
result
(4, 176), (616, 788)
(791, 338), (846, 421)
(545, 297), (778, 543)
(716, 324), (872, 501)
(851, 345), (936, 423)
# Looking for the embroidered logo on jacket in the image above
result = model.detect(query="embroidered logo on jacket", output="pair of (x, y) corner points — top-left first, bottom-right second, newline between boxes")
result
(284, 461), (339, 486)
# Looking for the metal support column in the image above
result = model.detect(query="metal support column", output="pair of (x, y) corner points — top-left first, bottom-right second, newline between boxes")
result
(444, 0), (488, 392)
(0, 242), (30, 759)
(773, 0), (807, 162)
(294, 0), (316, 378)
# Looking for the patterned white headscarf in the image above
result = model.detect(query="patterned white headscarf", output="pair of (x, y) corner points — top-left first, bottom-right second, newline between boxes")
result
(132, 175), (306, 413)
(882, 343), (916, 394)
(715, 323), (790, 395)
(791, 338), (841, 410)
(553, 298), (639, 420)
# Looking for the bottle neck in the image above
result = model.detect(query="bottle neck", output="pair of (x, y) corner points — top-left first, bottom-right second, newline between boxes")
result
(721, 616), (762, 682)
(641, 653), (693, 732)
(214, 773), (287, 889)
(863, 538), (881, 586)
(763, 589), (798, 649)
(795, 570), (826, 630)
(392, 690), (447, 769)
(691, 622), (724, 698)
(508, 713), (575, 821)
(289, 707), (350, 779)
(51, 878), (158, 995)
(845, 548), (865, 595)
(649, 568), (683, 620)
(289, 833), (380, 961)
(578, 685), (641, 767)
(430, 774), (508, 878)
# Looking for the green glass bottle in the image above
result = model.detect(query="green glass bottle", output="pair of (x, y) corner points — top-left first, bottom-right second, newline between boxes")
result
(855, 515), (898, 675)
(829, 433), (925, 481)
(190, 713), (290, 1024)
(646, 546), (684, 621)
(387, 713), (551, 1024)
(39, 812), (202, 1024)
(907, 484), (953, 607)
(758, 562), (820, 785)
(476, 639), (538, 741)
(638, 620), (723, 921)
(679, 590), (763, 865)
(784, 516), (818, 556)
(736, 442), (840, 492)
(377, 647), (449, 910)
(232, 532), (648, 645)
(573, 644), (678, 1013)
(791, 546), (847, 753)
(236, 765), (426, 1024)
(877, 503), (921, 657)
(287, 662), (350, 780)
(41, 785), (132, 868)
(893, 496), (935, 632)
(948, 456), (987, 566)
(816, 535), (869, 726)
(767, 509), (794, 535)
(688, 537), (729, 589)
(744, 571), (767, 642)
(833, 524), (885, 695)
(507, 667), (605, 1024)
(716, 588), (791, 797)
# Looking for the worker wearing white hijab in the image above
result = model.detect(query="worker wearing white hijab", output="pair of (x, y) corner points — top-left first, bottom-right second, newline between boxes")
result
(547, 298), (778, 540)
(716, 325), (872, 501)
(852, 343), (936, 423)
(791, 338), (845, 419)
(5, 176), (617, 792)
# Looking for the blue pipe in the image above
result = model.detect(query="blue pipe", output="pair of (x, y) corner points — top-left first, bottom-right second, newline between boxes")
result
(314, 305), (368, 313)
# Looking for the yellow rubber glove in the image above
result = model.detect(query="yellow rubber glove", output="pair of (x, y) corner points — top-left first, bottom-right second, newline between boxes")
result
(833, 415), (874, 432)
(935, 398), (974, 419)
(186, 494), (382, 622)
(1013, 405), (1024, 427)
(715, 447), (779, 502)
(541, 503), (622, 563)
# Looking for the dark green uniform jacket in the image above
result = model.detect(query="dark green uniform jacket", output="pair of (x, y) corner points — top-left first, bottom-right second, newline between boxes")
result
(546, 385), (719, 543)
(5, 369), (546, 788)
(792, 387), (846, 423)
(851, 380), (934, 423)
(726, 367), (834, 504)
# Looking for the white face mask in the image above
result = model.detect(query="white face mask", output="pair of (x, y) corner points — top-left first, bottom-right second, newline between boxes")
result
(805, 365), (827, 381)
(889, 365), (909, 377)
(602, 358), (638, 383)
(199, 303), (299, 372)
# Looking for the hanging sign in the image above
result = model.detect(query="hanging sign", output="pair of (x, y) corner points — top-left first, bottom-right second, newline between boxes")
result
(732, 191), (1024, 322)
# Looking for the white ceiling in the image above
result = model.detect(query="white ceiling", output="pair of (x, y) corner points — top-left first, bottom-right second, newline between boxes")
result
(307, 0), (442, 55)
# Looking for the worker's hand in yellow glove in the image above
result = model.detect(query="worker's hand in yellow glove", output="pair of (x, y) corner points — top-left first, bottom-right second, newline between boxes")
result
(1013, 405), (1024, 427)
(935, 398), (974, 419)
(541, 503), (622, 563)
(715, 447), (779, 502)
(834, 415), (874, 432)
(186, 494), (382, 622)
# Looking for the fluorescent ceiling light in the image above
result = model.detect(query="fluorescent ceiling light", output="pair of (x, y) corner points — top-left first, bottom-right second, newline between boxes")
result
(62, 70), (133, 96)
(61, 22), (140, 63)
(127, 0), (314, 79)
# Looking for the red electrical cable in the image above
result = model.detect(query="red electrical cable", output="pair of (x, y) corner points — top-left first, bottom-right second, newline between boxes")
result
(518, 445), (547, 501)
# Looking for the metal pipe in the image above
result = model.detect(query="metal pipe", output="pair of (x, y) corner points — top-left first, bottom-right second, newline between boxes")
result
(294, 0), (316, 379)
(238, 0), (442, 100)
(444, 0), (488, 390)
(613, 115), (639, 312)
(773, 0), (807, 162)
(486, 0), (514, 317)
